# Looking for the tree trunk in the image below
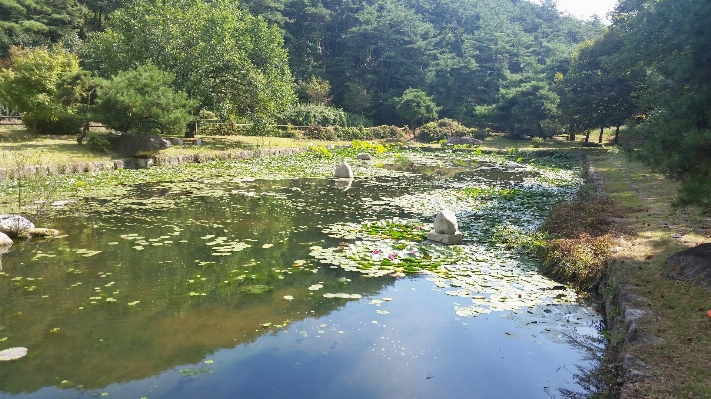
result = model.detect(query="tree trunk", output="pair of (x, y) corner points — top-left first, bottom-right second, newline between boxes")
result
(598, 126), (604, 143)
(568, 123), (575, 141)
(614, 125), (620, 144)
(584, 130), (590, 142)
(77, 121), (89, 145)
(185, 120), (197, 138)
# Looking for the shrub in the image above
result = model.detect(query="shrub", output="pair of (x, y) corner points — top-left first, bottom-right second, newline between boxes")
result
(23, 113), (83, 135)
(531, 136), (545, 147)
(368, 125), (404, 139)
(345, 113), (373, 127)
(417, 118), (486, 142)
(539, 234), (613, 291)
(277, 103), (348, 127)
(304, 125), (337, 140)
(86, 134), (112, 153)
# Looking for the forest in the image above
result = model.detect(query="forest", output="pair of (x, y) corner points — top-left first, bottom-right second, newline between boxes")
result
(0, 0), (710, 208)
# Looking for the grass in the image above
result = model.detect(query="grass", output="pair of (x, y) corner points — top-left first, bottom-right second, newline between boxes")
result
(587, 151), (711, 399)
(0, 128), (116, 168)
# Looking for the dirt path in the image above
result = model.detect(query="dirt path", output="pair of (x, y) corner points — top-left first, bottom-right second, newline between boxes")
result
(588, 152), (711, 398)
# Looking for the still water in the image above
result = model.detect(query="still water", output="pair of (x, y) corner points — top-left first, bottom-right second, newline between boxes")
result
(0, 154), (601, 398)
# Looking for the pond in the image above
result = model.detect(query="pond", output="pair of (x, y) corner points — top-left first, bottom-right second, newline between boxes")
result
(0, 147), (602, 398)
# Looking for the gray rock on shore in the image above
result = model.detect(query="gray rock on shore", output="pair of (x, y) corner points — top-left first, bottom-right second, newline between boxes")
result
(666, 243), (711, 289)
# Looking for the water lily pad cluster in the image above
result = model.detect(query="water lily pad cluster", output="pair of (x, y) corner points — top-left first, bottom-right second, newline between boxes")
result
(309, 150), (588, 319)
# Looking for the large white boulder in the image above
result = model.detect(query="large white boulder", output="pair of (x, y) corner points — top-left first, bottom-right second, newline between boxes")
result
(433, 209), (458, 234)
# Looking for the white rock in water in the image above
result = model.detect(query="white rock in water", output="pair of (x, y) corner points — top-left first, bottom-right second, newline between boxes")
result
(426, 230), (463, 245)
(507, 161), (526, 169)
(433, 209), (458, 234)
(0, 215), (34, 237)
(0, 347), (27, 361)
(356, 152), (371, 160)
(334, 163), (354, 178)
(0, 232), (12, 246)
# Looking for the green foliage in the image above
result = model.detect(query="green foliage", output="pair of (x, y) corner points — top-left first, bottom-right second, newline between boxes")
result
(86, 134), (112, 153)
(366, 125), (404, 139)
(0, 46), (80, 132)
(29, 113), (83, 135)
(0, 0), (86, 57)
(277, 103), (348, 127)
(362, 220), (428, 241)
(417, 118), (484, 142)
(491, 224), (548, 255)
(567, 0), (711, 209)
(296, 76), (332, 105)
(531, 137), (545, 147)
(392, 88), (440, 128)
(479, 80), (560, 138)
(93, 64), (197, 135)
(539, 234), (613, 292)
(84, 0), (295, 123)
(301, 124), (403, 141)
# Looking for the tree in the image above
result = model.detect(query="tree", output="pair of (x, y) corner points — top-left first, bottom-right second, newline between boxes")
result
(296, 75), (332, 105)
(392, 88), (440, 129)
(0, 0), (86, 57)
(84, 0), (295, 136)
(55, 69), (96, 143)
(607, 0), (711, 209)
(558, 29), (642, 143)
(92, 64), (197, 136)
(481, 78), (559, 137)
(0, 46), (80, 133)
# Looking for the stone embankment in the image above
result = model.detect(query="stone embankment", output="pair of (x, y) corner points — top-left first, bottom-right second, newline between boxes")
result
(0, 147), (308, 180)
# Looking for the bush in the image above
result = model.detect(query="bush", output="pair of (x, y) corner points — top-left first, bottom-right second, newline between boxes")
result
(23, 114), (84, 135)
(539, 234), (613, 292)
(417, 118), (486, 142)
(86, 134), (112, 153)
(277, 103), (348, 127)
(345, 113), (373, 127)
(368, 125), (405, 139)
(531, 136), (545, 147)
(304, 125), (338, 140)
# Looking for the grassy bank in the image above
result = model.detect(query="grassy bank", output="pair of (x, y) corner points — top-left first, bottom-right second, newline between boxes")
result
(589, 151), (711, 398)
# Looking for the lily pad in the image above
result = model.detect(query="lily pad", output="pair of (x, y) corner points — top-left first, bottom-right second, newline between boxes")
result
(0, 347), (27, 361)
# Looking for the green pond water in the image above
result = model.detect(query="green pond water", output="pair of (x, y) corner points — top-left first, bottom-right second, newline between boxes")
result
(0, 149), (603, 398)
